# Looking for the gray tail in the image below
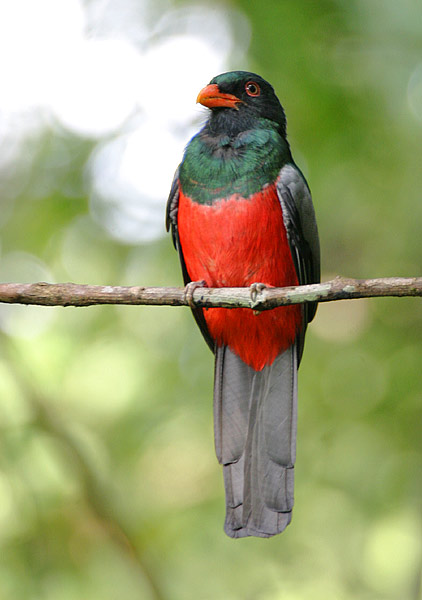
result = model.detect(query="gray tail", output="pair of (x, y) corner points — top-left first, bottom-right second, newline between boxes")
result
(213, 344), (297, 538)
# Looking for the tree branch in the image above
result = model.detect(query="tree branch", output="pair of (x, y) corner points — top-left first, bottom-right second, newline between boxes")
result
(0, 277), (421, 310)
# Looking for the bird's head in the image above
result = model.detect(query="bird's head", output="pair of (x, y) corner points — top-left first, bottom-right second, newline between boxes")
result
(197, 71), (287, 137)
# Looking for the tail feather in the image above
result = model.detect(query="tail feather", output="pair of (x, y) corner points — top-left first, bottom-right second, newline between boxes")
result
(214, 345), (298, 538)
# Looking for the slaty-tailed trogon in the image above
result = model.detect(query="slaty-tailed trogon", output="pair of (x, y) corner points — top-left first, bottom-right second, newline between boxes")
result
(166, 71), (320, 538)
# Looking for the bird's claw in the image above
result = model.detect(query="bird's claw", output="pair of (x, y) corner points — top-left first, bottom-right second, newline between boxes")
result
(249, 282), (267, 303)
(184, 280), (207, 308)
(250, 283), (267, 315)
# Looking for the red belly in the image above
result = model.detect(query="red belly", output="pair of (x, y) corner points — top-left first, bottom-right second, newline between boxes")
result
(177, 184), (302, 371)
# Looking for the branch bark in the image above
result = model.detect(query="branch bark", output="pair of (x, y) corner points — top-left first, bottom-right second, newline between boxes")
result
(0, 277), (421, 310)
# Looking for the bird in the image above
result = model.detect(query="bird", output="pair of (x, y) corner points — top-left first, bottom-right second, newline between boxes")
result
(166, 71), (320, 538)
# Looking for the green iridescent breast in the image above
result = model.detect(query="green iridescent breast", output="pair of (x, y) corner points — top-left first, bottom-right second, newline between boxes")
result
(179, 124), (290, 205)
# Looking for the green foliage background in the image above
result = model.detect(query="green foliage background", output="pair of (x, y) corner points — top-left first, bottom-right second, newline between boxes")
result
(0, 1), (421, 599)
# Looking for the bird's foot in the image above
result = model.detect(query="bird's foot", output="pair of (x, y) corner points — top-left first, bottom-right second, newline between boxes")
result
(250, 282), (267, 315)
(184, 280), (207, 308)
(249, 282), (267, 302)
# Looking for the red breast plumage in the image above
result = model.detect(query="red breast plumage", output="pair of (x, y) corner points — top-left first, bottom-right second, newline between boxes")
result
(177, 182), (301, 371)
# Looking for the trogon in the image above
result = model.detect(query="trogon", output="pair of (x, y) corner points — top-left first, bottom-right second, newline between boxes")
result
(166, 71), (320, 538)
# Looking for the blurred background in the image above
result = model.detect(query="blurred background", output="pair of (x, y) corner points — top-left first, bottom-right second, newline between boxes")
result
(0, 0), (421, 598)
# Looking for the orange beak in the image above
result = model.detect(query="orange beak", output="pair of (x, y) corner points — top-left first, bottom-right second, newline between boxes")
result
(196, 83), (243, 109)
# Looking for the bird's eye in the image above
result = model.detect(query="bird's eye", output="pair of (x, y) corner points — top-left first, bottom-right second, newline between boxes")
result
(245, 81), (260, 97)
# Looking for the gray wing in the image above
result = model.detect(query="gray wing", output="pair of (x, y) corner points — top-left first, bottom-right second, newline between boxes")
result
(277, 163), (320, 361)
(165, 166), (181, 250)
(277, 163), (320, 319)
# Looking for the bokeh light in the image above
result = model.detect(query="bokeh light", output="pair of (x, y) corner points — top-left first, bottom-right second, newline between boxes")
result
(0, 0), (250, 244)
